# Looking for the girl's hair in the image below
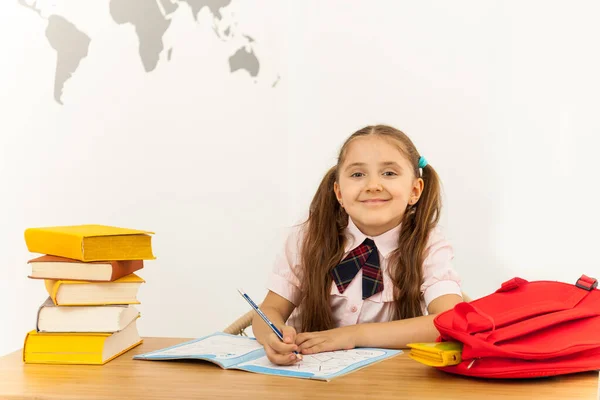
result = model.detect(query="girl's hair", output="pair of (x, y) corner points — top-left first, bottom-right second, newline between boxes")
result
(298, 125), (442, 333)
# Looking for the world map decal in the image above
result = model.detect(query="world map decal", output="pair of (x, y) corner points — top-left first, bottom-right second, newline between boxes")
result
(19, 0), (264, 105)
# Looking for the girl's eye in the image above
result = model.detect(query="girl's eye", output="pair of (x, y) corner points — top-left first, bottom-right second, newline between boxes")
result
(383, 171), (397, 176)
(350, 172), (364, 178)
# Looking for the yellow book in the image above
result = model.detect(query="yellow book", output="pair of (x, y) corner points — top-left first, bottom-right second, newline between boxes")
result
(44, 273), (145, 306)
(406, 341), (463, 367)
(24, 224), (155, 262)
(23, 319), (142, 365)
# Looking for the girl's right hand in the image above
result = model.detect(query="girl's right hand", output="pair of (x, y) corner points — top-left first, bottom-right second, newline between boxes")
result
(263, 326), (301, 365)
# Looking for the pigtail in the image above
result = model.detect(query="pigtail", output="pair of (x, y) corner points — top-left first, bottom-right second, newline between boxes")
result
(391, 163), (442, 319)
(414, 164), (442, 238)
(298, 166), (348, 332)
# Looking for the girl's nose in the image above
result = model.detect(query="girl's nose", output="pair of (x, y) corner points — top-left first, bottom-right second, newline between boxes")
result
(366, 178), (383, 192)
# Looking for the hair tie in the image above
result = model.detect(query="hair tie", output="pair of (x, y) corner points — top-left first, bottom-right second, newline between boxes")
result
(418, 156), (428, 169)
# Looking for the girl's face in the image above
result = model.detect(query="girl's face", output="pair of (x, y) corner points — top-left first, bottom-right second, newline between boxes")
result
(334, 135), (424, 237)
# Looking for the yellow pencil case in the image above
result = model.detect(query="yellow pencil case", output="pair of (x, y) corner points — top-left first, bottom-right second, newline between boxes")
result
(406, 341), (463, 367)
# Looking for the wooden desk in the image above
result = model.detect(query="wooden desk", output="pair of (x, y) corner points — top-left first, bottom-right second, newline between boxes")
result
(1, 337), (598, 400)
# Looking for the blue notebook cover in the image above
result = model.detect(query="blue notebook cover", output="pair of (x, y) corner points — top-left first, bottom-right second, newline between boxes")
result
(134, 332), (402, 381)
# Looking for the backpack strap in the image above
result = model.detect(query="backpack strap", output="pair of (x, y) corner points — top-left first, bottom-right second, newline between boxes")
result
(575, 275), (598, 291)
(496, 277), (528, 293)
(451, 275), (598, 335)
(451, 302), (496, 333)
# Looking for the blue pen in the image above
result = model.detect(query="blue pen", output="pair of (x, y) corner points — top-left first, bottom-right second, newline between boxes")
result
(237, 289), (302, 359)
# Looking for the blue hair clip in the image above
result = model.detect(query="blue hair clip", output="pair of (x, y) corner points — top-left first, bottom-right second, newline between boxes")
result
(418, 156), (428, 169)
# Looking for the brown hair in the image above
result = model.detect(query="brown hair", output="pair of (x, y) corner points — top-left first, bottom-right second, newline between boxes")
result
(298, 125), (442, 332)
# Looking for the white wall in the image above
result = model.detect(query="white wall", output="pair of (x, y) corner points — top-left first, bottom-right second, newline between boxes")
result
(0, 0), (289, 355)
(2, 0), (599, 356)
(285, 0), (600, 295)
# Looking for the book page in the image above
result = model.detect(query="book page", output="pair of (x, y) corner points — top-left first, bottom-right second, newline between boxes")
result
(145, 335), (263, 359)
(238, 349), (388, 377)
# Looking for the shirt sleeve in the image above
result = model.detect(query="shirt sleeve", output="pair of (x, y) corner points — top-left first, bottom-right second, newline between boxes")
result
(267, 223), (305, 306)
(420, 227), (462, 309)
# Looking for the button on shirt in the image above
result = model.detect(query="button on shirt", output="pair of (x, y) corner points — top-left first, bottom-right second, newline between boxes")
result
(267, 217), (462, 332)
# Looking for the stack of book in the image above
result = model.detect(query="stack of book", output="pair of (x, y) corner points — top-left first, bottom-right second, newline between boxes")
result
(21, 224), (155, 365)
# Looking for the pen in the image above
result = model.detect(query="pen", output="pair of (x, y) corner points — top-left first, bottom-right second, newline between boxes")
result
(237, 288), (302, 360)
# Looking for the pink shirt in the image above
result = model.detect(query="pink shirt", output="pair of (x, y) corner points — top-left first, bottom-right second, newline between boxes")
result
(267, 217), (462, 332)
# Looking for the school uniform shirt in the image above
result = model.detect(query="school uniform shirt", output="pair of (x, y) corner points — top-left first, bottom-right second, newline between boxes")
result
(267, 217), (462, 332)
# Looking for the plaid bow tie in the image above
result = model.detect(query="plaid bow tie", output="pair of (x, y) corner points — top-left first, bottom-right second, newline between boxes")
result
(330, 238), (383, 300)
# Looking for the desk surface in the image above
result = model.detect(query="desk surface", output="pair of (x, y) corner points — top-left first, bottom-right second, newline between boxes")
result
(1, 337), (598, 400)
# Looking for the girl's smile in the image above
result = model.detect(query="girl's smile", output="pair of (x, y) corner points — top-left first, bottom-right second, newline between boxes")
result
(360, 198), (390, 205)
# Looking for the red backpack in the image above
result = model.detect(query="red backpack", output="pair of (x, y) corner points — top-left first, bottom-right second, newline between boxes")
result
(433, 274), (600, 378)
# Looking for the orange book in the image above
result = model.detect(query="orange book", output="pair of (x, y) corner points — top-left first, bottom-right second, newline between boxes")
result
(28, 255), (143, 282)
(44, 273), (145, 306)
(24, 224), (155, 261)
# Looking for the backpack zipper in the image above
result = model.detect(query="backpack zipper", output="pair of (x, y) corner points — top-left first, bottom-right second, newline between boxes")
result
(467, 358), (479, 369)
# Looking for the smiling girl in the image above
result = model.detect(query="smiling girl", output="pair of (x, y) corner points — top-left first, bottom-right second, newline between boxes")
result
(254, 125), (463, 365)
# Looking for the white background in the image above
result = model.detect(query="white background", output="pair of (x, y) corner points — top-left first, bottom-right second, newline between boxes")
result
(1, 0), (599, 356)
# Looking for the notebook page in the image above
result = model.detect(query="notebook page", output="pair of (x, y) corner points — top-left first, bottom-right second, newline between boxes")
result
(146, 335), (263, 359)
(237, 348), (394, 378)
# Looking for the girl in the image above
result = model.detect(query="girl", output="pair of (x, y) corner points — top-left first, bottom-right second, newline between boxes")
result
(254, 125), (463, 365)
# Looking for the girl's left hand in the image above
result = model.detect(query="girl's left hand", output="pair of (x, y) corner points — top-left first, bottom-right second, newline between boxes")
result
(295, 326), (358, 355)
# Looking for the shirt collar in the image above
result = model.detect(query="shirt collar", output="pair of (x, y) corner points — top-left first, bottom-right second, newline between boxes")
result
(345, 217), (401, 257)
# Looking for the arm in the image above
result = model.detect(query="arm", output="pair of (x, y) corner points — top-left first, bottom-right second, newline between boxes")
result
(253, 290), (296, 345)
(256, 223), (306, 364)
(354, 294), (463, 348)
(296, 293), (463, 354)
(253, 290), (303, 365)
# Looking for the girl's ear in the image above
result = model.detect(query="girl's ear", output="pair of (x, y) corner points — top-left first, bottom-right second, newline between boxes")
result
(410, 178), (425, 205)
(333, 181), (343, 203)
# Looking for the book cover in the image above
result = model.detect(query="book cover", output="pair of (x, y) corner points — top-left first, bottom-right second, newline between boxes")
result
(133, 332), (402, 381)
(44, 273), (145, 306)
(23, 320), (142, 365)
(36, 297), (140, 332)
(24, 224), (155, 261)
(28, 255), (143, 281)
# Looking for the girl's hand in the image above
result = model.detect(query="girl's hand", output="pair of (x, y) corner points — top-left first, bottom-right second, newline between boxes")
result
(263, 326), (301, 365)
(296, 326), (358, 355)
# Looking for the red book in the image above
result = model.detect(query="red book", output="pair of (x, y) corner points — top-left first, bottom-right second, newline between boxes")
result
(27, 255), (143, 282)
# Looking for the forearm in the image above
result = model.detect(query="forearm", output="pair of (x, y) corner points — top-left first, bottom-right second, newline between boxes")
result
(353, 314), (440, 349)
(252, 306), (287, 345)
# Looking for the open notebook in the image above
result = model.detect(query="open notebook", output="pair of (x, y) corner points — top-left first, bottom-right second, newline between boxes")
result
(133, 332), (402, 381)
